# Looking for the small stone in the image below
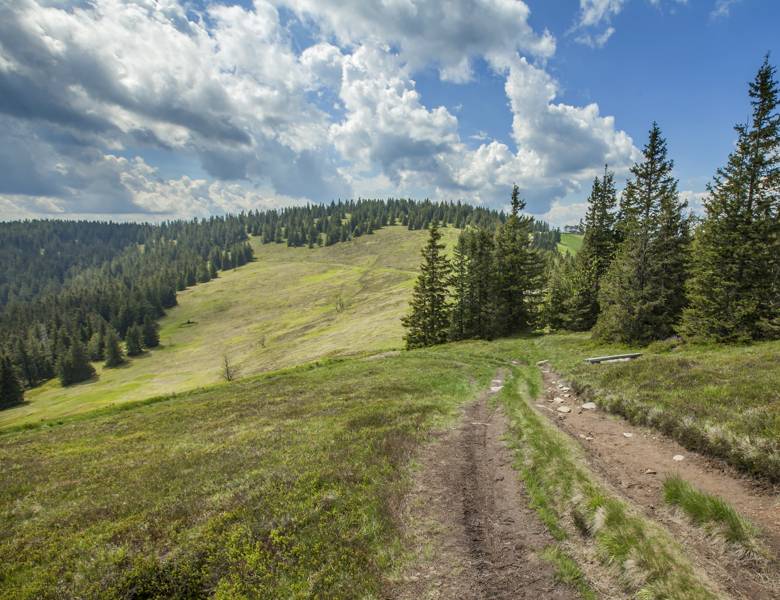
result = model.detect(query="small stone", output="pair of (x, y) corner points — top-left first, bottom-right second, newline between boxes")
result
(623, 432), (633, 438)
(490, 385), (503, 392)
(536, 360), (549, 366)
(673, 454), (685, 462)
(644, 469), (657, 475)
(581, 402), (597, 410)
(557, 406), (571, 413)
(585, 436), (594, 441)
(554, 396), (565, 404)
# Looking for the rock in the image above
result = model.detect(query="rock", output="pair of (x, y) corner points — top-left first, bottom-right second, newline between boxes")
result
(536, 360), (549, 366)
(557, 406), (571, 413)
(554, 396), (566, 404)
(490, 385), (503, 393)
(644, 469), (657, 475)
(561, 387), (571, 392)
(623, 432), (633, 438)
(585, 436), (594, 441)
(673, 454), (685, 462)
(581, 402), (597, 410)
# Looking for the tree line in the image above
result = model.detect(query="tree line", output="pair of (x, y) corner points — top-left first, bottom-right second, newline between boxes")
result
(0, 216), (254, 405)
(404, 57), (779, 349)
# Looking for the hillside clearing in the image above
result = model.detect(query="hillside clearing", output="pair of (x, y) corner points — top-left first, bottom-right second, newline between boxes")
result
(3, 226), (458, 431)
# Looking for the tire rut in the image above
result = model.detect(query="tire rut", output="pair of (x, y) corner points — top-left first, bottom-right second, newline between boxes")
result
(390, 371), (578, 599)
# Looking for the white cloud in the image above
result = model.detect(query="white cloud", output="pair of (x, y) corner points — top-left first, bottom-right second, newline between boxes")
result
(711, 0), (741, 19)
(275, 0), (555, 82)
(0, 0), (641, 221)
(572, 0), (687, 47)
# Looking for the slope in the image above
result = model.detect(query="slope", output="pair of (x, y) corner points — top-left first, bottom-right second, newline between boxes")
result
(557, 232), (583, 255)
(4, 226), (458, 430)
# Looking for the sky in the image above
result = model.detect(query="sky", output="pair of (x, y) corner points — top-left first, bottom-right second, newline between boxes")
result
(0, 0), (777, 225)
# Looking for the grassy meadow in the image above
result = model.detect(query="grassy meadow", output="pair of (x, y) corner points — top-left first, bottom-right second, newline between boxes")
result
(4, 226), (459, 431)
(557, 233), (583, 255)
(0, 342), (507, 599)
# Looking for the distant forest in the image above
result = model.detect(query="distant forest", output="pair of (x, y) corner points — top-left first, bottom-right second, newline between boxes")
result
(0, 198), (562, 404)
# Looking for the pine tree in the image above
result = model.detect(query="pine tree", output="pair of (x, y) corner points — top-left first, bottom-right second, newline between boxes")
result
(493, 185), (545, 335)
(681, 56), (780, 341)
(125, 325), (143, 356)
(87, 331), (104, 361)
(0, 354), (24, 406)
(569, 166), (619, 330)
(594, 123), (690, 343)
(142, 316), (160, 348)
(57, 338), (95, 386)
(103, 329), (125, 367)
(543, 253), (578, 331)
(448, 232), (472, 340)
(402, 224), (451, 349)
(465, 227), (497, 339)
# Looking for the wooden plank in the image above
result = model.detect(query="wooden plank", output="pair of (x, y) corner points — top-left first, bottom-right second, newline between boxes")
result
(584, 353), (642, 364)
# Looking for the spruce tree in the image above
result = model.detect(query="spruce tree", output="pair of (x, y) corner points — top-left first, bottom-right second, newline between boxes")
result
(493, 185), (545, 335)
(87, 331), (105, 361)
(594, 123), (690, 343)
(465, 227), (497, 339)
(448, 232), (472, 341)
(125, 325), (144, 356)
(543, 253), (578, 331)
(103, 329), (125, 368)
(57, 338), (95, 386)
(402, 224), (451, 349)
(0, 354), (24, 406)
(142, 316), (160, 348)
(681, 57), (780, 341)
(569, 166), (619, 330)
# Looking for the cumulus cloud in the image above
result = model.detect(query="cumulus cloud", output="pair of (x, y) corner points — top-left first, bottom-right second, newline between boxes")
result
(275, 0), (555, 83)
(710, 0), (741, 19)
(1, 0), (641, 220)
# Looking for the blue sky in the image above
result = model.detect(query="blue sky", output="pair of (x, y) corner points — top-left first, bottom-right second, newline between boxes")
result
(0, 0), (777, 224)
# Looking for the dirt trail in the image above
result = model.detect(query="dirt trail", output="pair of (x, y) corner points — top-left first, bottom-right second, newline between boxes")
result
(391, 372), (578, 599)
(537, 365), (780, 600)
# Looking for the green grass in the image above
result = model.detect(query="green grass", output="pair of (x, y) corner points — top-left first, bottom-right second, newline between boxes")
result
(0, 342), (506, 599)
(532, 333), (780, 482)
(540, 545), (598, 600)
(5, 226), (459, 431)
(498, 357), (718, 599)
(557, 233), (583, 255)
(663, 475), (765, 560)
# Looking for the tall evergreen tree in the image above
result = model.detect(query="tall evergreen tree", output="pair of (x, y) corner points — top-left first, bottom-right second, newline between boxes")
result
(125, 325), (144, 356)
(493, 185), (545, 334)
(465, 227), (497, 339)
(569, 166), (619, 330)
(57, 338), (95, 386)
(543, 253), (578, 331)
(103, 329), (125, 368)
(0, 354), (24, 406)
(594, 123), (690, 343)
(681, 57), (780, 341)
(448, 232), (472, 341)
(402, 224), (451, 349)
(142, 316), (160, 348)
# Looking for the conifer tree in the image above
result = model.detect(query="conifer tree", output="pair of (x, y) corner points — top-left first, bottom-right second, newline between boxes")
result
(0, 354), (24, 406)
(125, 325), (143, 356)
(465, 227), (497, 339)
(103, 329), (125, 368)
(402, 224), (451, 349)
(681, 57), (780, 341)
(493, 185), (545, 334)
(543, 253), (578, 331)
(57, 338), (95, 386)
(142, 316), (160, 348)
(594, 123), (690, 343)
(448, 232), (472, 340)
(87, 331), (104, 361)
(569, 166), (619, 330)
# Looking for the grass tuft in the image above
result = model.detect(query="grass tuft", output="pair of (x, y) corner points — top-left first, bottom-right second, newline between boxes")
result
(540, 545), (598, 600)
(663, 475), (766, 561)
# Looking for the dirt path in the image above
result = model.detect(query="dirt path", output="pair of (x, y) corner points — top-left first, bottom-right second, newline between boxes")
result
(390, 372), (579, 599)
(537, 365), (780, 600)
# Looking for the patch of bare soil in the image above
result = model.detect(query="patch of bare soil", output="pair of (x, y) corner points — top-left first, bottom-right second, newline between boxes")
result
(537, 365), (780, 600)
(389, 372), (579, 600)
